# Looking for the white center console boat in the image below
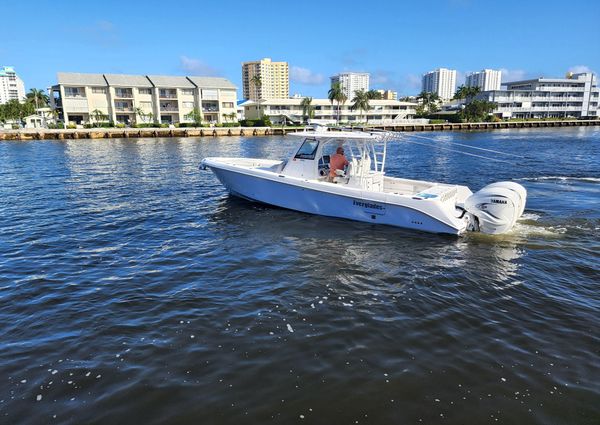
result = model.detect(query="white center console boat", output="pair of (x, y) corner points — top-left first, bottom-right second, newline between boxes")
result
(201, 127), (526, 235)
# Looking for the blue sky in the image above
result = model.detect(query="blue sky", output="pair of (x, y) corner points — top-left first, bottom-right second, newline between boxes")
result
(3, 0), (599, 98)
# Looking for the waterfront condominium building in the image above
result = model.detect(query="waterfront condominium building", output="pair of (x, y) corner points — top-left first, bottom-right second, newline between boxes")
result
(241, 58), (289, 100)
(242, 98), (417, 124)
(476, 72), (599, 119)
(466, 69), (502, 91)
(330, 72), (370, 99)
(376, 89), (398, 100)
(0, 66), (26, 104)
(50, 72), (237, 125)
(422, 68), (457, 100)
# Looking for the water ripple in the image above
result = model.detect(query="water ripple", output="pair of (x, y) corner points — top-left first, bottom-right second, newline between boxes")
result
(0, 129), (599, 424)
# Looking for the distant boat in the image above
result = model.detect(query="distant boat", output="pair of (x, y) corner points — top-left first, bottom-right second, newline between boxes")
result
(201, 126), (526, 235)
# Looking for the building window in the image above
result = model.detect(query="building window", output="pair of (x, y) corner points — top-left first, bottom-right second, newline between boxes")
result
(159, 89), (177, 98)
(139, 101), (152, 109)
(182, 101), (195, 108)
(92, 87), (106, 94)
(138, 88), (152, 95)
(222, 102), (234, 108)
(181, 89), (194, 95)
(115, 88), (133, 98)
(65, 87), (85, 97)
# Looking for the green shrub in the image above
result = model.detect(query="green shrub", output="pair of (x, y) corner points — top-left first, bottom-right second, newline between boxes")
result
(133, 123), (161, 128)
(67, 123), (77, 129)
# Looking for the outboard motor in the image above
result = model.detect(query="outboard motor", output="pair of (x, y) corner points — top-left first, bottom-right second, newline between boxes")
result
(464, 182), (527, 234)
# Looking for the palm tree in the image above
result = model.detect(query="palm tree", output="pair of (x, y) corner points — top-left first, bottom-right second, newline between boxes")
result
(134, 107), (147, 124)
(351, 89), (370, 123)
(26, 88), (50, 110)
(185, 108), (202, 126)
(90, 109), (107, 125)
(367, 89), (382, 100)
(417, 91), (441, 114)
(300, 96), (314, 123)
(250, 75), (262, 118)
(328, 82), (347, 124)
(453, 85), (480, 102)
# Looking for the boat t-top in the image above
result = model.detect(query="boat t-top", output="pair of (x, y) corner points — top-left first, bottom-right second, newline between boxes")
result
(200, 126), (526, 235)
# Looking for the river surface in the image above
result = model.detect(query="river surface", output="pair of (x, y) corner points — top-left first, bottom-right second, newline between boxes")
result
(1, 128), (599, 424)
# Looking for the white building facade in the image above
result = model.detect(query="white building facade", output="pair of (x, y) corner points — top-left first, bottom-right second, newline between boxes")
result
(0, 66), (26, 104)
(422, 68), (457, 100)
(242, 98), (417, 124)
(331, 72), (370, 99)
(50, 73), (238, 125)
(477, 72), (599, 119)
(466, 69), (502, 91)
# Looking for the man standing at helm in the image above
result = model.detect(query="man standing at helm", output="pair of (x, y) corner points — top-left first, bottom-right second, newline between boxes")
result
(329, 146), (349, 181)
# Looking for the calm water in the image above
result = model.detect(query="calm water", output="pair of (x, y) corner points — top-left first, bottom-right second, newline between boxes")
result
(1, 128), (599, 424)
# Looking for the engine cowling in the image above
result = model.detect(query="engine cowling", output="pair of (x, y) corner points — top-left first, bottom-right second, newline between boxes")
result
(464, 182), (527, 234)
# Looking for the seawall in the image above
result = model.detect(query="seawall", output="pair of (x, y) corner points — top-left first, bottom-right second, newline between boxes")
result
(1, 120), (599, 140)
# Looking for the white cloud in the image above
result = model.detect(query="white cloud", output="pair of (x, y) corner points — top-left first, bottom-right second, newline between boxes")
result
(371, 70), (392, 86)
(95, 20), (115, 32)
(499, 68), (527, 83)
(179, 56), (220, 76)
(568, 65), (593, 74)
(290, 66), (325, 85)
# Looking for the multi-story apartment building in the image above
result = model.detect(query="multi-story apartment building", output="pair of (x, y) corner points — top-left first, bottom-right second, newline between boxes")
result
(0, 66), (26, 104)
(330, 72), (370, 99)
(477, 72), (599, 119)
(241, 58), (289, 100)
(50, 72), (237, 125)
(376, 89), (398, 100)
(242, 98), (417, 124)
(422, 68), (457, 100)
(466, 69), (502, 91)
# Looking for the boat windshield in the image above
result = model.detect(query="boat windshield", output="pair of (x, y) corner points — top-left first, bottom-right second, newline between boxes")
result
(294, 138), (319, 160)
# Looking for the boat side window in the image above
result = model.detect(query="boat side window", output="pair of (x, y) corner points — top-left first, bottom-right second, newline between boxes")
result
(295, 138), (319, 160)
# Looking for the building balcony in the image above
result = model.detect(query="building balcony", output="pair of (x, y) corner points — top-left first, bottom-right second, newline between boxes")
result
(160, 106), (179, 112)
(115, 107), (134, 112)
(114, 91), (133, 99)
(492, 95), (584, 102)
(202, 108), (219, 112)
(496, 106), (583, 112)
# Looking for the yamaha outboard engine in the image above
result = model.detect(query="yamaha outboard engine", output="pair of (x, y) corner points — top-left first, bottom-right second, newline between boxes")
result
(464, 182), (527, 234)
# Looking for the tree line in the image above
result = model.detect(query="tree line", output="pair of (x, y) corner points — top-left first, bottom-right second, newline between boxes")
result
(415, 85), (497, 122)
(0, 88), (50, 124)
(298, 86), (384, 123)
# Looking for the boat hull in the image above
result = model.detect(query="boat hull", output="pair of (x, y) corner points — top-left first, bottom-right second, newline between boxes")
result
(208, 165), (463, 235)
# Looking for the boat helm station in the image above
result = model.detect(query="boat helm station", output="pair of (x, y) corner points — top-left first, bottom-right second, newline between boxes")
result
(281, 128), (387, 191)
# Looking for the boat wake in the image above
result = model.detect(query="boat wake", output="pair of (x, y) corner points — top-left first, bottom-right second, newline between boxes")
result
(516, 176), (600, 184)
